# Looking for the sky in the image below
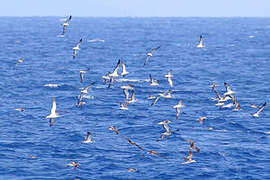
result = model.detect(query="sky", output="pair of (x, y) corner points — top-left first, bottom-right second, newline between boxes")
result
(0, 0), (269, 17)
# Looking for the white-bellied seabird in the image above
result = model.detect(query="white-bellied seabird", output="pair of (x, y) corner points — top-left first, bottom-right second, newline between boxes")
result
(222, 103), (234, 108)
(102, 72), (110, 84)
(128, 90), (136, 103)
(109, 59), (121, 77)
(197, 116), (207, 124)
(67, 161), (79, 170)
(128, 168), (136, 172)
(151, 90), (173, 106)
(123, 88), (129, 101)
(186, 139), (200, 153)
(212, 89), (231, 102)
(15, 58), (24, 69)
(109, 126), (119, 134)
(196, 35), (204, 48)
(148, 95), (156, 100)
(61, 15), (72, 36)
(251, 102), (267, 117)
(80, 68), (89, 83)
(209, 83), (218, 91)
(80, 82), (95, 94)
(120, 62), (129, 77)
(76, 93), (87, 108)
(46, 97), (59, 127)
(173, 100), (185, 120)
(165, 70), (173, 88)
(229, 95), (240, 111)
(120, 102), (129, 110)
(144, 46), (161, 66)
(15, 108), (25, 112)
(149, 74), (159, 86)
(157, 120), (171, 141)
(82, 131), (95, 143)
(223, 82), (235, 96)
(73, 38), (82, 59)
(182, 149), (196, 164)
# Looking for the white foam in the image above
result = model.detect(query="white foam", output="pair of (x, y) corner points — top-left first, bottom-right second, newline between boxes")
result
(87, 39), (105, 43)
(44, 84), (61, 88)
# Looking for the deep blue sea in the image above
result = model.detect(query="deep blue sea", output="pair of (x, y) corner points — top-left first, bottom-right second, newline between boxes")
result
(1, 17), (270, 180)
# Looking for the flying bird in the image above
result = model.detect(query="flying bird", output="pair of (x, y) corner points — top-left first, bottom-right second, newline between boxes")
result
(196, 35), (205, 48)
(61, 15), (72, 36)
(223, 82), (235, 96)
(182, 149), (196, 164)
(197, 116), (207, 124)
(173, 100), (185, 119)
(151, 90), (173, 106)
(79, 68), (89, 83)
(67, 161), (80, 170)
(165, 70), (173, 88)
(128, 90), (136, 103)
(80, 82), (95, 94)
(46, 97), (59, 127)
(73, 38), (82, 59)
(157, 120), (171, 141)
(251, 102), (267, 117)
(109, 59), (121, 77)
(186, 139), (200, 153)
(15, 58), (24, 69)
(149, 74), (159, 86)
(120, 62), (129, 77)
(82, 131), (95, 143)
(144, 46), (161, 66)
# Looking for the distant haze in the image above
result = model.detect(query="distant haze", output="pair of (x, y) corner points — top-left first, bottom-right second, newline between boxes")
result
(1, 0), (269, 17)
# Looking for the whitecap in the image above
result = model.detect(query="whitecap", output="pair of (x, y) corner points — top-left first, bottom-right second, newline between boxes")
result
(87, 39), (105, 43)
(44, 84), (61, 88)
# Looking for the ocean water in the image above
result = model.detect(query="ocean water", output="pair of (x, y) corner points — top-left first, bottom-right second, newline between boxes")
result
(1, 17), (270, 180)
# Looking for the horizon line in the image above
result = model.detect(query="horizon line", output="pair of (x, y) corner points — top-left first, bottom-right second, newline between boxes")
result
(0, 15), (269, 18)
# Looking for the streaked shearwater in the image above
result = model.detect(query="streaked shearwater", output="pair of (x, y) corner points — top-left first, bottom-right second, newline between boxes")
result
(144, 46), (161, 66)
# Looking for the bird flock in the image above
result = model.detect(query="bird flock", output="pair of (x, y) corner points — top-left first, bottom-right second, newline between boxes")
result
(13, 15), (269, 173)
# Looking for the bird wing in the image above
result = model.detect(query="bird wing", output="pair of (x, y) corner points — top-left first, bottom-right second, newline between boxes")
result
(123, 89), (129, 100)
(76, 38), (83, 48)
(112, 59), (121, 74)
(151, 95), (161, 106)
(50, 98), (57, 114)
(257, 102), (267, 114)
(108, 76), (114, 88)
(151, 46), (161, 54)
(144, 55), (151, 66)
